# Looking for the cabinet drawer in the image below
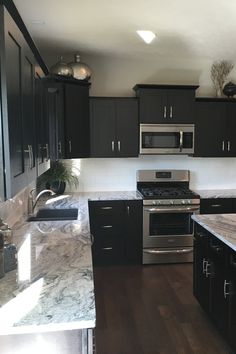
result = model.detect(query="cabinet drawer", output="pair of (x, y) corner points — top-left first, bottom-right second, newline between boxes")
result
(88, 200), (124, 229)
(200, 198), (234, 214)
(92, 235), (125, 266)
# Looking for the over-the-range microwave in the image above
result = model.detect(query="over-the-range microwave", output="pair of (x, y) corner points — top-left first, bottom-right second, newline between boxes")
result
(140, 124), (195, 155)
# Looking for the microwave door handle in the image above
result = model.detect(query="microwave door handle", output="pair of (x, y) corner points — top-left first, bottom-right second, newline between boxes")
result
(179, 130), (183, 152)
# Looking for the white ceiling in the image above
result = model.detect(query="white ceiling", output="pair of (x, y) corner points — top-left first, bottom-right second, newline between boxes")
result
(13, 0), (236, 61)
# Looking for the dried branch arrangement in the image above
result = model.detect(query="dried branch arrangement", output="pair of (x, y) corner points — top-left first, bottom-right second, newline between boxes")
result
(211, 60), (234, 97)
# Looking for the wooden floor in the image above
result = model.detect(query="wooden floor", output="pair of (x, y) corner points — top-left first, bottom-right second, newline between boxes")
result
(94, 264), (234, 354)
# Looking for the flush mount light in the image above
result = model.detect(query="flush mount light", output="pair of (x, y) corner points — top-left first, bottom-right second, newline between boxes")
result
(137, 30), (156, 44)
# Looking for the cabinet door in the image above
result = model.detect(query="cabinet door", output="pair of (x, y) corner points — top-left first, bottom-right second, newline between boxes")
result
(4, 10), (26, 196)
(139, 89), (167, 123)
(90, 98), (116, 157)
(124, 200), (142, 264)
(209, 237), (229, 335)
(228, 253), (236, 351)
(225, 103), (236, 157)
(116, 98), (139, 157)
(193, 225), (211, 312)
(64, 84), (90, 158)
(194, 101), (226, 157)
(167, 89), (194, 123)
(200, 198), (234, 214)
(22, 46), (37, 184)
(45, 84), (64, 160)
(35, 70), (50, 176)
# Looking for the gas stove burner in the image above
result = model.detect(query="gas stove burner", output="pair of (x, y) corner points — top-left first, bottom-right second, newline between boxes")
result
(139, 187), (199, 200)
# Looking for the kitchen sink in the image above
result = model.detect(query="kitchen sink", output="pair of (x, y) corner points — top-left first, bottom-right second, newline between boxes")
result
(27, 208), (78, 221)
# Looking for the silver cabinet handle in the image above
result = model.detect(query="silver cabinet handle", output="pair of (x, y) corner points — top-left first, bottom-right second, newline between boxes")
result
(228, 140), (231, 152)
(30, 145), (34, 169)
(24, 145), (32, 169)
(127, 205), (130, 215)
(118, 141), (121, 152)
(210, 204), (221, 208)
(69, 140), (72, 154)
(111, 141), (115, 151)
(102, 247), (113, 250)
(170, 105), (173, 118)
(179, 130), (183, 152)
(101, 207), (112, 210)
(90, 234), (94, 245)
(58, 141), (62, 154)
(224, 280), (231, 299)
(163, 106), (167, 118)
(202, 258), (207, 274)
(205, 261), (211, 277)
(222, 140), (225, 151)
(101, 225), (113, 229)
(143, 248), (193, 255)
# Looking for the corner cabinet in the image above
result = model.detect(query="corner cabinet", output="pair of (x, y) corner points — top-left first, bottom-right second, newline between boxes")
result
(88, 199), (142, 266)
(90, 97), (139, 157)
(43, 77), (90, 159)
(194, 223), (236, 352)
(133, 84), (198, 124)
(194, 98), (236, 157)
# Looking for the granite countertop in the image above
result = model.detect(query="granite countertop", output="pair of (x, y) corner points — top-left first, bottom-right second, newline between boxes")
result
(192, 213), (236, 252)
(194, 189), (236, 199)
(0, 190), (141, 335)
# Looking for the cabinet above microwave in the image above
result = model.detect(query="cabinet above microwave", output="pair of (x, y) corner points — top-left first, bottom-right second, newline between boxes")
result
(133, 84), (199, 124)
(140, 124), (195, 155)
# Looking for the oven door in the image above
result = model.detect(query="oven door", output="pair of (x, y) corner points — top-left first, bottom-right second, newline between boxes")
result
(143, 205), (199, 248)
(140, 124), (194, 155)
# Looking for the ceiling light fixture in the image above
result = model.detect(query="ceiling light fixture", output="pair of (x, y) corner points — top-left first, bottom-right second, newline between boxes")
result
(137, 30), (156, 44)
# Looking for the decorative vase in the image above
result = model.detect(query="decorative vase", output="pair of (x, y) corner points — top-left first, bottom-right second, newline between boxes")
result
(50, 57), (73, 77)
(46, 181), (66, 195)
(223, 81), (236, 98)
(68, 54), (91, 81)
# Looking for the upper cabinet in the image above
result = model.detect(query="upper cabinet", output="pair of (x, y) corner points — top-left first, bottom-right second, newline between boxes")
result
(43, 77), (90, 160)
(133, 84), (198, 124)
(90, 97), (139, 157)
(194, 99), (236, 157)
(0, 2), (48, 198)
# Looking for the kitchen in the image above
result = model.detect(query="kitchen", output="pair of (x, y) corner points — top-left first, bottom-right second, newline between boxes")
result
(1, 0), (236, 353)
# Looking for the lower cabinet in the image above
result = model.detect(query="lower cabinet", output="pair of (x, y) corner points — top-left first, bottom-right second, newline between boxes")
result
(88, 199), (142, 266)
(194, 223), (236, 351)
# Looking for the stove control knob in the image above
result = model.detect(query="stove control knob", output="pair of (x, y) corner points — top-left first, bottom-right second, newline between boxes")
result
(152, 201), (157, 205)
(187, 200), (191, 204)
(182, 200), (186, 205)
(170, 200), (174, 205)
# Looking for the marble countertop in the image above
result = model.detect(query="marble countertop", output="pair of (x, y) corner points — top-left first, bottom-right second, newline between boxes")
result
(192, 214), (236, 252)
(0, 190), (141, 335)
(194, 189), (236, 199)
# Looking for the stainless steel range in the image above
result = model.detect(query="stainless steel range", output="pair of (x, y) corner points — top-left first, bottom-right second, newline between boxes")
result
(137, 170), (200, 264)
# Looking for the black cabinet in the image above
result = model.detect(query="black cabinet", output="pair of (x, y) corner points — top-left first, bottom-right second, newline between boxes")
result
(133, 84), (198, 124)
(200, 198), (235, 214)
(193, 223), (236, 351)
(195, 99), (236, 157)
(88, 199), (142, 266)
(90, 97), (139, 157)
(43, 78), (90, 159)
(2, 7), (38, 197)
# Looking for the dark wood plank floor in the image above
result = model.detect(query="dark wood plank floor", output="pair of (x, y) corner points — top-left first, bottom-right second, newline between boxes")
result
(94, 264), (234, 354)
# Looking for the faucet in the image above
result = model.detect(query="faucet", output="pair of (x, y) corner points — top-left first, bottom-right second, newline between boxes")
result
(28, 189), (55, 215)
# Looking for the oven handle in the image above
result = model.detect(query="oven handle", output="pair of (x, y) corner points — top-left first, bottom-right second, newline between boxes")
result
(179, 130), (183, 152)
(143, 248), (193, 255)
(144, 207), (200, 213)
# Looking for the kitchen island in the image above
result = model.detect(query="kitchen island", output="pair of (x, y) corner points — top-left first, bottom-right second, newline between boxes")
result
(192, 213), (236, 353)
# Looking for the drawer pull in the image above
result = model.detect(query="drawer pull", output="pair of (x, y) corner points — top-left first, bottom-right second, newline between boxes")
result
(101, 225), (113, 229)
(101, 207), (113, 210)
(210, 204), (222, 207)
(102, 247), (112, 250)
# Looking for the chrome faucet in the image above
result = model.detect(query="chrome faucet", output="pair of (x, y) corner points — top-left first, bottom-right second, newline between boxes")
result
(28, 189), (55, 215)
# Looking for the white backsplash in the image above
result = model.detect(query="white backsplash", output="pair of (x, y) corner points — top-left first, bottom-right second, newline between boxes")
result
(66, 156), (236, 192)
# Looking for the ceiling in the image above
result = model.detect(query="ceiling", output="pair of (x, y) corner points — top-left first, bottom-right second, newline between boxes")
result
(13, 0), (236, 62)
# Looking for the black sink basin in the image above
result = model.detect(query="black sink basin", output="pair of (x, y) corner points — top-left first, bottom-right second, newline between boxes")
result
(27, 208), (78, 221)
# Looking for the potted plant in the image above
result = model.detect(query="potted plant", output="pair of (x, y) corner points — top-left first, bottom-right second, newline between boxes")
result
(37, 160), (79, 194)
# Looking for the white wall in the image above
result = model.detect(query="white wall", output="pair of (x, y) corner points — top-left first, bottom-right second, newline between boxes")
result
(45, 53), (236, 192)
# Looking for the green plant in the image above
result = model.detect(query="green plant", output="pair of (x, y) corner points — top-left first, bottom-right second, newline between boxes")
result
(38, 160), (79, 188)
